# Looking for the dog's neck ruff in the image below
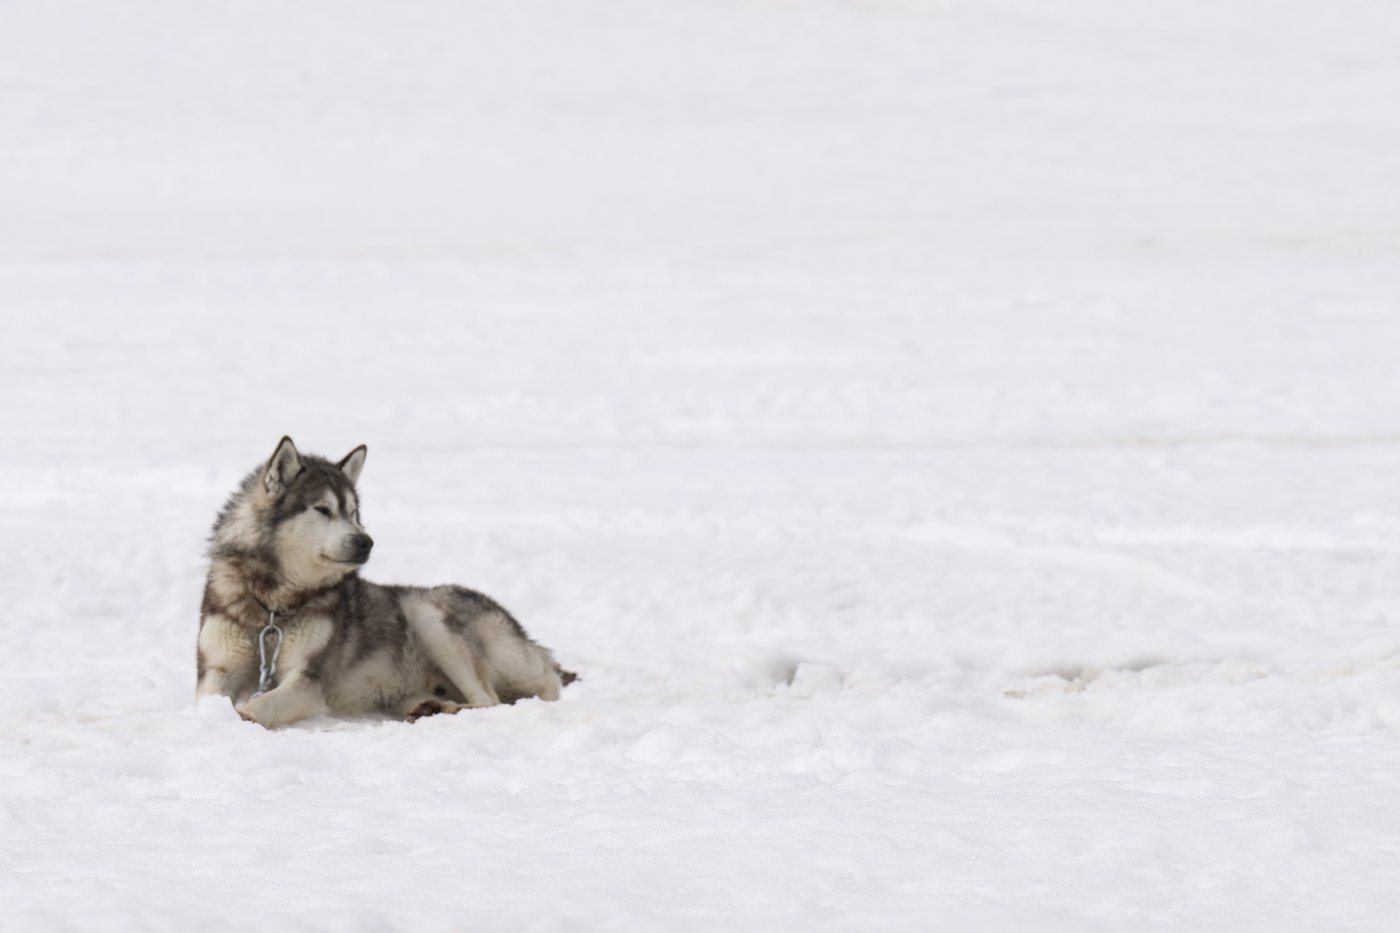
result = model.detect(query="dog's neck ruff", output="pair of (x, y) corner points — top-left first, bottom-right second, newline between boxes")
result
(242, 573), (347, 622)
(250, 591), (288, 617)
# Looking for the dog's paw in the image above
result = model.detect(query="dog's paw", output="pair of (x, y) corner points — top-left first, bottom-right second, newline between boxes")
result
(406, 700), (465, 723)
(405, 700), (440, 722)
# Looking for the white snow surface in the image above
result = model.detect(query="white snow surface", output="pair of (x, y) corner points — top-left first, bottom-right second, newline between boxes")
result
(4, 1), (1400, 930)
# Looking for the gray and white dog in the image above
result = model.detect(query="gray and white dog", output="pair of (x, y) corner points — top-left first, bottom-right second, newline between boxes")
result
(196, 437), (574, 728)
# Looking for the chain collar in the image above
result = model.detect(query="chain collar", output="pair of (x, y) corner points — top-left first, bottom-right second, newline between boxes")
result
(253, 608), (284, 697)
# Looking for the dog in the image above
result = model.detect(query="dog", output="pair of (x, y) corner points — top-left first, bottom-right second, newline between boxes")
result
(196, 437), (574, 728)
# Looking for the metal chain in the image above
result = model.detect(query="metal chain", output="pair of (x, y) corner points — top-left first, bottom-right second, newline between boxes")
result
(254, 612), (284, 697)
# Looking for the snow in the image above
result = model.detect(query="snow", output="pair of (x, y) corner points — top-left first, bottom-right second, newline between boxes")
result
(4, 0), (1400, 929)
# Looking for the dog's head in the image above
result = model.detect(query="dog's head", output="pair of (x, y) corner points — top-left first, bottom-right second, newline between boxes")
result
(215, 437), (373, 591)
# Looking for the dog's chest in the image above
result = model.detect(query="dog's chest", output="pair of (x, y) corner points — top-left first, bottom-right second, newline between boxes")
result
(259, 615), (334, 669)
(204, 613), (333, 670)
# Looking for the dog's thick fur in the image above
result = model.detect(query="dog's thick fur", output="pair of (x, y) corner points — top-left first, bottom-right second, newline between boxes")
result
(196, 437), (573, 728)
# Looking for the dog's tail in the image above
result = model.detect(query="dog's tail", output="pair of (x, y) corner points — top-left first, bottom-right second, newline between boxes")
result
(557, 663), (579, 687)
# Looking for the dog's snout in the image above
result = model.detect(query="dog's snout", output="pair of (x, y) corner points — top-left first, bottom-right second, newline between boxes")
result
(352, 534), (374, 557)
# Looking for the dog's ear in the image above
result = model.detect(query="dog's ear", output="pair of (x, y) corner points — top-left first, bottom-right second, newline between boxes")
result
(337, 445), (367, 486)
(263, 436), (303, 494)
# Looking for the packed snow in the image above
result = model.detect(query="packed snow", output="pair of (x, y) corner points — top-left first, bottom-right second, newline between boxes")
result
(4, 0), (1400, 929)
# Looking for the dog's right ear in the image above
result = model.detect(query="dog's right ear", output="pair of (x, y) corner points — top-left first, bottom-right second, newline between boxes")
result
(263, 436), (303, 494)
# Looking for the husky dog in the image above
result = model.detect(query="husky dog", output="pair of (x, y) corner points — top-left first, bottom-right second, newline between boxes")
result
(197, 437), (573, 728)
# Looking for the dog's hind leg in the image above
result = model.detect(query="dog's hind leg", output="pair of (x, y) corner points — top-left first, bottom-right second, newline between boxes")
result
(404, 597), (501, 708)
(495, 655), (563, 704)
(474, 614), (564, 703)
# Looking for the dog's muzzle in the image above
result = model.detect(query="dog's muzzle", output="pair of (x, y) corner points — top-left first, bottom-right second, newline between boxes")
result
(347, 533), (374, 564)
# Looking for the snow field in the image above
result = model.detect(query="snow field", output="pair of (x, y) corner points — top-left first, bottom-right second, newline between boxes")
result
(5, 0), (1400, 929)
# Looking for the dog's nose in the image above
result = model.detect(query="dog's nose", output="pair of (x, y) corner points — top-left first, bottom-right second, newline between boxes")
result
(351, 534), (374, 558)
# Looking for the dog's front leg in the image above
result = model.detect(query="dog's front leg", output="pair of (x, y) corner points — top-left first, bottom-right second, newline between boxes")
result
(197, 665), (256, 704)
(196, 615), (257, 702)
(236, 675), (329, 729)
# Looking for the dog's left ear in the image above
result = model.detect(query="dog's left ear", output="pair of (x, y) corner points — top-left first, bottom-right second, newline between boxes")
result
(337, 445), (367, 485)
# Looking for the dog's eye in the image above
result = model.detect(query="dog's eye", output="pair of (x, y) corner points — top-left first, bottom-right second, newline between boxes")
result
(314, 506), (332, 517)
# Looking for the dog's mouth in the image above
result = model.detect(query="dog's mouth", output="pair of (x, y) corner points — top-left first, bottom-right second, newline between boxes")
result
(323, 554), (369, 566)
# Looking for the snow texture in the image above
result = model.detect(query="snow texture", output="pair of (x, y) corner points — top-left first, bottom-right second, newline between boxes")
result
(4, 0), (1400, 930)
